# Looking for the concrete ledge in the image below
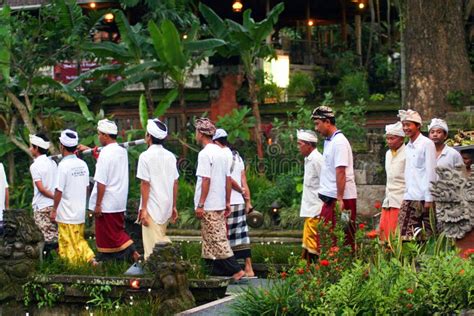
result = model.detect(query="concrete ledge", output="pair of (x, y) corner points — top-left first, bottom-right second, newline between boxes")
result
(176, 294), (237, 315)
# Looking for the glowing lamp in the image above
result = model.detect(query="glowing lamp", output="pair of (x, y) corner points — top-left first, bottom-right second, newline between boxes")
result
(307, 19), (314, 27)
(358, 3), (365, 9)
(129, 279), (140, 289)
(104, 13), (114, 23)
(232, 0), (243, 12)
(183, 34), (188, 40)
(89, 2), (96, 8)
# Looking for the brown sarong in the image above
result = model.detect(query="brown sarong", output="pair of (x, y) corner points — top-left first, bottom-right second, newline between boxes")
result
(398, 200), (435, 240)
(33, 206), (58, 243)
(201, 211), (234, 260)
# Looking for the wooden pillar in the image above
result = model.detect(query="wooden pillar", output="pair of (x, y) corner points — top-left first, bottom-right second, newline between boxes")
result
(355, 14), (362, 66)
(339, 0), (348, 47)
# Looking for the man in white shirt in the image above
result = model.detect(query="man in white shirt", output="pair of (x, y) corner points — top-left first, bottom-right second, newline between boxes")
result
(29, 133), (58, 249)
(398, 109), (437, 240)
(297, 129), (323, 262)
(0, 162), (8, 235)
(194, 118), (245, 281)
(87, 119), (138, 262)
(381, 122), (406, 241)
(213, 128), (254, 277)
(51, 130), (96, 265)
(312, 106), (357, 249)
(428, 118), (464, 170)
(136, 119), (178, 260)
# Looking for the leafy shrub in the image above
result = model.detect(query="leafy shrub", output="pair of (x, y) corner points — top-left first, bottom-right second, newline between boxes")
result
(337, 71), (370, 101)
(287, 72), (315, 97)
(336, 99), (367, 143)
(216, 107), (256, 143)
(333, 51), (359, 78)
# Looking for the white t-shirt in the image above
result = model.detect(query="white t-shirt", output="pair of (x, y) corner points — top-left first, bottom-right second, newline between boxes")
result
(194, 143), (230, 211)
(319, 131), (357, 199)
(222, 147), (245, 206)
(300, 149), (324, 217)
(136, 145), (179, 225)
(0, 163), (8, 221)
(56, 155), (90, 224)
(89, 143), (129, 213)
(437, 145), (464, 170)
(30, 155), (58, 210)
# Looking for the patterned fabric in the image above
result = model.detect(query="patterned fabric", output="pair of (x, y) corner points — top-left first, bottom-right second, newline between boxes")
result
(227, 204), (251, 257)
(58, 223), (95, 264)
(195, 118), (216, 136)
(379, 208), (400, 241)
(95, 212), (134, 253)
(302, 217), (320, 254)
(142, 220), (171, 260)
(201, 211), (234, 260)
(33, 206), (58, 243)
(398, 200), (435, 240)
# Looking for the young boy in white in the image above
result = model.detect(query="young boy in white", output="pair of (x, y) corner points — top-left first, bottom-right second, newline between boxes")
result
(136, 119), (179, 260)
(0, 162), (8, 235)
(29, 133), (58, 247)
(52, 130), (96, 265)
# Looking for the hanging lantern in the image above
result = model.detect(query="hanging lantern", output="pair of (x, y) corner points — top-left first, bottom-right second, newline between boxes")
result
(232, 0), (243, 13)
(104, 12), (114, 23)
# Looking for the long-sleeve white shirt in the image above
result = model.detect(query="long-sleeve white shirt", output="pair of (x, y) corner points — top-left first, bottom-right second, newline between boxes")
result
(403, 134), (437, 202)
(383, 144), (406, 209)
(300, 149), (324, 218)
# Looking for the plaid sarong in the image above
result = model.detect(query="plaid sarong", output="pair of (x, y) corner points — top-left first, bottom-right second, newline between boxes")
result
(227, 204), (250, 254)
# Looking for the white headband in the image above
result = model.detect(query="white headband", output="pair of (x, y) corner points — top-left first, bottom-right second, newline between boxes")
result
(385, 122), (405, 137)
(147, 119), (168, 140)
(428, 118), (448, 133)
(98, 119), (118, 135)
(212, 128), (228, 140)
(29, 134), (50, 150)
(59, 129), (79, 147)
(398, 109), (422, 125)
(296, 129), (318, 143)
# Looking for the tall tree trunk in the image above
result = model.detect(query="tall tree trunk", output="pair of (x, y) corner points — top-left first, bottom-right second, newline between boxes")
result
(339, 0), (348, 47)
(144, 82), (155, 113)
(365, 0), (376, 68)
(246, 71), (264, 163)
(403, 0), (472, 118)
(387, 0), (392, 47)
(7, 151), (14, 187)
(178, 84), (188, 157)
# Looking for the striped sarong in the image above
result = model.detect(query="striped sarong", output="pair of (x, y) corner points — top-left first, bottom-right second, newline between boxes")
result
(227, 204), (251, 259)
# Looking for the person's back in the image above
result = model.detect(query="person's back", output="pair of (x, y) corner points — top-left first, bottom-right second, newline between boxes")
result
(30, 155), (58, 210)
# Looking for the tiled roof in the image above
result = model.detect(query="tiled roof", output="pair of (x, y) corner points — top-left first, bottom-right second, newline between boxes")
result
(2, 0), (48, 7)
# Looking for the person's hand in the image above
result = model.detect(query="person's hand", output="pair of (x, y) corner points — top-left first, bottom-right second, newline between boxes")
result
(171, 207), (179, 224)
(76, 144), (90, 152)
(336, 198), (345, 211)
(245, 202), (253, 214)
(195, 206), (204, 219)
(94, 205), (103, 218)
(50, 209), (57, 222)
(424, 202), (433, 210)
(139, 209), (150, 226)
(224, 203), (231, 218)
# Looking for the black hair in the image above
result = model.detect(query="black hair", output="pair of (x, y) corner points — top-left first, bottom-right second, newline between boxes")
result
(32, 133), (50, 155)
(315, 117), (336, 125)
(214, 136), (231, 148)
(302, 140), (317, 148)
(109, 133), (117, 140)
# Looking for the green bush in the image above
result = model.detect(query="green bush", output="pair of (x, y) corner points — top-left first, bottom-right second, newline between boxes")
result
(336, 99), (367, 143)
(287, 72), (315, 97)
(337, 71), (370, 101)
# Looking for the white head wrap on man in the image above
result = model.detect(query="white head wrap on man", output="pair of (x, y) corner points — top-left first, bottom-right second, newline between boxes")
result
(297, 129), (318, 143)
(212, 128), (228, 141)
(147, 119), (168, 140)
(397, 109), (422, 125)
(29, 134), (50, 150)
(385, 122), (405, 137)
(59, 129), (78, 147)
(428, 118), (448, 133)
(97, 119), (118, 135)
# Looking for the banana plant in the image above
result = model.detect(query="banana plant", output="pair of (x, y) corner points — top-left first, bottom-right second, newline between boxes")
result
(199, 3), (285, 160)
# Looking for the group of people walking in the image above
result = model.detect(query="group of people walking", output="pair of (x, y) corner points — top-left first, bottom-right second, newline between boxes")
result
(0, 105), (471, 278)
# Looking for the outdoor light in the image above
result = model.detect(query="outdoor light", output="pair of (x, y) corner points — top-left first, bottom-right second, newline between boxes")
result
(358, 2), (365, 9)
(89, 2), (96, 9)
(232, 0), (243, 12)
(104, 12), (114, 23)
(183, 34), (188, 39)
(307, 19), (314, 27)
(270, 201), (281, 226)
(129, 279), (140, 289)
(247, 210), (264, 228)
(263, 53), (290, 88)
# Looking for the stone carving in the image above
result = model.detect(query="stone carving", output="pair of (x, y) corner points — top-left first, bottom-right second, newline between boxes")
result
(431, 167), (474, 239)
(144, 242), (195, 315)
(0, 209), (43, 301)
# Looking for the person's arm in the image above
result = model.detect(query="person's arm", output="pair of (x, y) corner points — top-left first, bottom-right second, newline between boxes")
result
(336, 166), (346, 210)
(196, 177), (210, 219)
(34, 180), (55, 199)
(424, 142), (437, 208)
(171, 179), (178, 223)
(139, 180), (151, 226)
(51, 189), (62, 222)
(224, 176), (232, 217)
(94, 182), (106, 217)
(241, 170), (251, 201)
(230, 178), (243, 193)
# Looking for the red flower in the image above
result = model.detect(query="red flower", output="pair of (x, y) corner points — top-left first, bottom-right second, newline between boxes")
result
(296, 268), (305, 275)
(320, 259), (330, 266)
(366, 230), (378, 239)
(280, 271), (287, 280)
(329, 246), (340, 253)
(459, 269), (465, 275)
(406, 303), (413, 309)
(374, 201), (382, 209)
(462, 248), (474, 258)
(406, 288), (414, 294)
(359, 223), (365, 230)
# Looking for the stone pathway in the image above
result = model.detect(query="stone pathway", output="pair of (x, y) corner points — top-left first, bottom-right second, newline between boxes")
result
(177, 278), (272, 316)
